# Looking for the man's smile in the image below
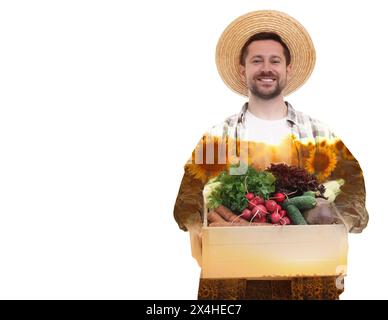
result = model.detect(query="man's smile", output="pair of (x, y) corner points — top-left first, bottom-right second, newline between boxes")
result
(257, 77), (277, 84)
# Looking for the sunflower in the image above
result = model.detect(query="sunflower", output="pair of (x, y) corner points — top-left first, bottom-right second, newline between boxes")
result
(316, 136), (339, 148)
(295, 138), (315, 159)
(304, 144), (338, 182)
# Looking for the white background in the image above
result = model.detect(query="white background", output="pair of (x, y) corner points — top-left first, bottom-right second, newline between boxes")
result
(0, 0), (387, 299)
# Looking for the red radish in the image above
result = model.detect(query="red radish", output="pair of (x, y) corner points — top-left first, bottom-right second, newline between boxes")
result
(247, 197), (259, 209)
(280, 216), (291, 225)
(270, 211), (281, 224)
(254, 215), (268, 223)
(251, 204), (267, 220)
(250, 208), (262, 220)
(275, 204), (282, 212)
(245, 192), (254, 200)
(248, 197), (264, 209)
(254, 204), (268, 214)
(253, 196), (265, 205)
(279, 210), (287, 218)
(272, 192), (286, 202)
(247, 200), (257, 209)
(265, 200), (277, 212)
(240, 209), (252, 220)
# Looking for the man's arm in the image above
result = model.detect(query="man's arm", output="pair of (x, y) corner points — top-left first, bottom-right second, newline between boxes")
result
(173, 166), (206, 267)
(173, 165), (205, 232)
(173, 130), (228, 231)
(330, 144), (369, 233)
(309, 117), (369, 233)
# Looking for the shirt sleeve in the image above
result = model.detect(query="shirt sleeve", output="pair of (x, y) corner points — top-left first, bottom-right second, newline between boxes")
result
(173, 165), (205, 232)
(306, 117), (369, 233)
(173, 126), (231, 232)
(329, 137), (369, 233)
(317, 129), (369, 233)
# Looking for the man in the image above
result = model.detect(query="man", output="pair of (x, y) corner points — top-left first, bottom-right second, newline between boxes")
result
(174, 10), (368, 300)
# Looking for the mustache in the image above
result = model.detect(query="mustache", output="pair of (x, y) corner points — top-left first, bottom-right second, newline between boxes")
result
(255, 71), (278, 78)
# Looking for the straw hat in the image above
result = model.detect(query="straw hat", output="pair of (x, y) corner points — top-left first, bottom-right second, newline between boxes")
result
(216, 10), (316, 97)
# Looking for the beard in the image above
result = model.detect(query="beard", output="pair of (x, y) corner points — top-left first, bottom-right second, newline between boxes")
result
(248, 72), (286, 100)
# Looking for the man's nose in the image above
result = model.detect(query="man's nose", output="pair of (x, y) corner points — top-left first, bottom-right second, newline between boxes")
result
(262, 60), (272, 71)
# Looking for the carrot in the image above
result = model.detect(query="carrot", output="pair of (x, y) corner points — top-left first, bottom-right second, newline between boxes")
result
(215, 205), (249, 224)
(208, 222), (272, 227)
(208, 222), (233, 227)
(207, 210), (227, 224)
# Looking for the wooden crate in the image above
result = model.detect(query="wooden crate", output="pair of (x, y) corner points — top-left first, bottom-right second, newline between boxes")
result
(200, 222), (348, 279)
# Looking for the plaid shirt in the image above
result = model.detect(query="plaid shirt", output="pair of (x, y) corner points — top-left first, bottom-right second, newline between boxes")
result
(174, 102), (368, 234)
(209, 101), (335, 142)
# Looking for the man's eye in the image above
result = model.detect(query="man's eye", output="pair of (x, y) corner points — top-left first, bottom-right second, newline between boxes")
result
(272, 60), (280, 64)
(253, 60), (262, 63)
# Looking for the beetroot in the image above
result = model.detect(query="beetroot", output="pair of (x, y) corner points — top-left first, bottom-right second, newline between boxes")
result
(303, 198), (335, 225)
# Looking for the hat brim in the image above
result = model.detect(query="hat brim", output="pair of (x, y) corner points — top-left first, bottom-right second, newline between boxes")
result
(216, 10), (316, 97)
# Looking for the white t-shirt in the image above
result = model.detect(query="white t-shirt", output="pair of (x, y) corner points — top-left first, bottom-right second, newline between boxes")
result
(244, 109), (292, 145)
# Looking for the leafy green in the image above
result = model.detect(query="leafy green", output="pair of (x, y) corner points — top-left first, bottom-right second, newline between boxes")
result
(207, 166), (276, 213)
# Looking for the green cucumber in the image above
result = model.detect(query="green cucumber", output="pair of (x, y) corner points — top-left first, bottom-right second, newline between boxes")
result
(285, 204), (307, 225)
(303, 191), (316, 198)
(282, 196), (317, 211)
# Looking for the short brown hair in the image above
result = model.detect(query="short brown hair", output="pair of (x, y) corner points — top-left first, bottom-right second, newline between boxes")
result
(239, 32), (291, 66)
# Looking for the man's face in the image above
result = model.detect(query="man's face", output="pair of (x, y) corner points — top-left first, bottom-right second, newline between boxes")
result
(240, 40), (291, 100)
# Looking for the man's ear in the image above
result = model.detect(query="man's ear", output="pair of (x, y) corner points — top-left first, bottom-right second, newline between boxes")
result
(286, 64), (292, 80)
(239, 65), (247, 83)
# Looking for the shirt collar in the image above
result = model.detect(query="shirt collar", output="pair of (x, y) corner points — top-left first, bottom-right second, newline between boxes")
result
(237, 101), (297, 126)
